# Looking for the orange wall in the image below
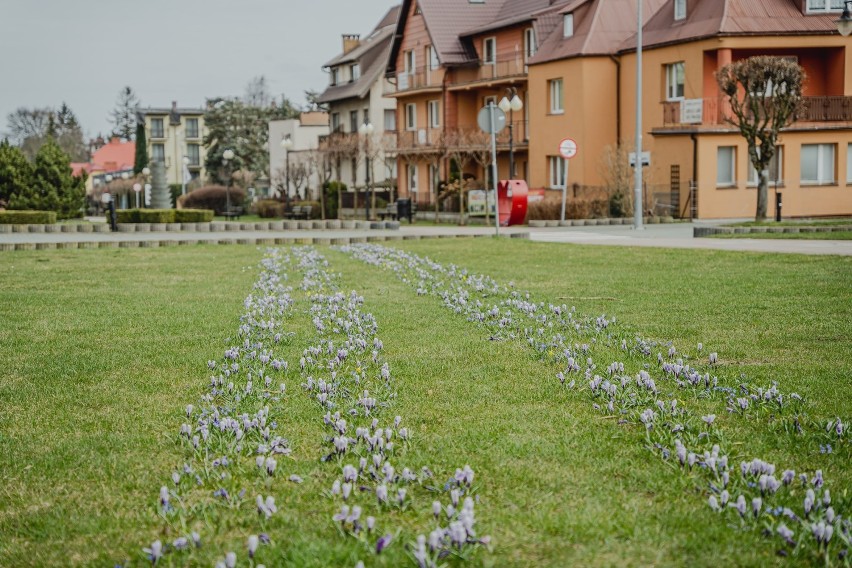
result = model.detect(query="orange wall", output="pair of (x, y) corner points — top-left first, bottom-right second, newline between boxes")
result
(395, 1), (431, 74)
(469, 27), (525, 62)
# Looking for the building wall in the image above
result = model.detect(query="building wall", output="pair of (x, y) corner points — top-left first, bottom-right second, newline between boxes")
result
(269, 118), (330, 200)
(144, 112), (207, 186)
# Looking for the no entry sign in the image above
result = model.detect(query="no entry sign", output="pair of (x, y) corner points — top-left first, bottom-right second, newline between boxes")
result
(558, 138), (578, 159)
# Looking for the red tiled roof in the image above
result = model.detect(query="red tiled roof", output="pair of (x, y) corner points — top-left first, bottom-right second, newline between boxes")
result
(91, 139), (135, 173)
(70, 163), (93, 177)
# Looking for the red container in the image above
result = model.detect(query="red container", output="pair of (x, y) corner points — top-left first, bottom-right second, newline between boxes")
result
(497, 180), (529, 226)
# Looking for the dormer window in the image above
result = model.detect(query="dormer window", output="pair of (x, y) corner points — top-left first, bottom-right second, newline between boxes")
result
(563, 13), (574, 37)
(806, 0), (845, 12)
(674, 0), (686, 21)
(350, 64), (360, 82)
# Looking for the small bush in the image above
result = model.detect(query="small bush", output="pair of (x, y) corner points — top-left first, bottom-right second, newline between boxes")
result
(182, 186), (247, 215)
(138, 209), (176, 223)
(116, 209), (141, 223)
(175, 209), (214, 223)
(254, 199), (284, 218)
(0, 210), (57, 224)
(527, 198), (611, 221)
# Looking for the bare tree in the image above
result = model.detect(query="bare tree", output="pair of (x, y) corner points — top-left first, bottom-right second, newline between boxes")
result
(717, 56), (804, 221)
(244, 75), (272, 108)
(110, 86), (139, 141)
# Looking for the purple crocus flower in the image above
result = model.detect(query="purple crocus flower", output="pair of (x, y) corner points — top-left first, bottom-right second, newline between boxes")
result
(248, 535), (259, 558)
(376, 534), (393, 554)
(734, 495), (747, 517)
(143, 540), (162, 565)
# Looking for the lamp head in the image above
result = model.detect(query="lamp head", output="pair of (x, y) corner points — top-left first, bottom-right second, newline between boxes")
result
(498, 97), (511, 113)
(182, 156), (190, 165)
(105, 174), (113, 183)
(280, 137), (293, 150)
(837, 3), (852, 36)
(510, 94), (524, 112)
(142, 167), (151, 176)
(223, 149), (235, 161)
(133, 183), (142, 192)
(100, 192), (111, 204)
(121, 172), (129, 180)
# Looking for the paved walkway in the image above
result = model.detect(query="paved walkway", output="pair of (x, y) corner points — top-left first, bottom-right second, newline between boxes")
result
(1, 221), (849, 256)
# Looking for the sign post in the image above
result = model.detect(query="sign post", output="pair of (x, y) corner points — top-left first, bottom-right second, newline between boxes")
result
(558, 137), (578, 222)
(478, 103), (507, 237)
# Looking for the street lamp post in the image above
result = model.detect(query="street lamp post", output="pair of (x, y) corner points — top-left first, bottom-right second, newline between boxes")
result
(837, 1), (852, 35)
(222, 149), (235, 215)
(133, 183), (142, 208)
(633, 0), (645, 230)
(280, 136), (293, 212)
(181, 156), (190, 196)
(498, 88), (524, 179)
(358, 121), (375, 220)
(142, 167), (151, 208)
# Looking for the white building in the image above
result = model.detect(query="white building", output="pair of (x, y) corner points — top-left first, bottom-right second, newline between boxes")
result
(316, 6), (400, 191)
(268, 112), (330, 200)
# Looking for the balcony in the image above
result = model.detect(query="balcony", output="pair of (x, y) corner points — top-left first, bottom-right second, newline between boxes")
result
(386, 68), (446, 95)
(661, 96), (852, 127)
(449, 56), (526, 89)
(394, 121), (529, 154)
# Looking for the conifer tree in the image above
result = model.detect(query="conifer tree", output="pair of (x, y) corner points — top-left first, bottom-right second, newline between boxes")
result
(0, 139), (33, 208)
(9, 138), (86, 218)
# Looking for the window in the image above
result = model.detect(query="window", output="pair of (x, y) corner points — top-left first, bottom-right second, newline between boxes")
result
(801, 143), (836, 184)
(407, 164), (418, 193)
(717, 146), (736, 187)
(185, 118), (199, 139)
(674, 0), (687, 20)
(428, 45), (440, 70)
(330, 68), (339, 86)
(483, 37), (496, 64)
(350, 64), (360, 81)
(152, 143), (165, 163)
(548, 156), (566, 188)
(428, 100), (440, 128)
(151, 118), (164, 138)
(331, 112), (341, 133)
(350, 110), (359, 133)
(563, 13), (574, 38)
(405, 103), (416, 131)
(384, 109), (396, 131)
(847, 143), (852, 183)
(186, 144), (200, 166)
(484, 95), (497, 107)
(524, 28), (537, 61)
(549, 79), (564, 113)
(363, 108), (370, 125)
(748, 147), (783, 186)
(665, 62), (685, 100)
(404, 50), (415, 74)
(806, 0), (845, 12)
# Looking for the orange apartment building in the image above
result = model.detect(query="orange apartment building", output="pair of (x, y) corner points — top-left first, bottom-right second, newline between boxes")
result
(386, 0), (546, 207)
(384, 0), (852, 219)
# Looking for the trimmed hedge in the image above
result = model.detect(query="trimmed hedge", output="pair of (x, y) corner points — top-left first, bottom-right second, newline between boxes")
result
(0, 210), (57, 224)
(116, 209), (175, 223)
(254, 199), (284, 218)
(182, 186), (247, 215)
(175, 209), (213, 223)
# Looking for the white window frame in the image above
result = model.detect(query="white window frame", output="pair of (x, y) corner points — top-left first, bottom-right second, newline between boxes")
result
(549, 79), (564, 114)
(427, 100), (440, 128)
(483, 37), (496, 65)
(484, 95), (497, 108)
(384, 109), (396, 131)
(716, 146), (736, 188)
(563, 13), (574, 38)
(405, 103), (417, 131)
(407, 163), (419, 193)
(350, 63), (360, 81)
(186, 143), (200, 166)
(748, 147), (783, 187)
(806, 0), (845, 13)
(801, 143), (836, 185)
(404, 50), (416, 75)
(150, 118), (164, 138)
(548, 156), (566, 189)
(428, 45), (440, 70)
(330, 68), (339, 86)
(524, 28), (536, 62)
(674, 0), (687, 20)
(152, 143), (165, 163)
(665, 62), (685, 101)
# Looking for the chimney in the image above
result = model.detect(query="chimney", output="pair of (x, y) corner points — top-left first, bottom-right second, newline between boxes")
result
(171, 101), (177, 111)
(342, 34), (361, 54)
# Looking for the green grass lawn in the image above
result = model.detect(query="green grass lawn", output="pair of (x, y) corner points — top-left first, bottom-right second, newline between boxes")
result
(0, 242), (849, 566)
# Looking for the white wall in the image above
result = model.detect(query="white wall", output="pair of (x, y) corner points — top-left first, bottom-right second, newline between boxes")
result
(268, 119), (330, 200)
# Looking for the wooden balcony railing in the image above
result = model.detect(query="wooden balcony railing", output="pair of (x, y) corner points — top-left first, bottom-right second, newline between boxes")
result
(386, 68), (446, 95)
(662, 96), (852, 127)
(451, 56), (526, 86)
(394, 121), (529, 153)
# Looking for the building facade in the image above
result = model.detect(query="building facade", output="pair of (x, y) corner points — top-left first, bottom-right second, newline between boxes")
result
(268, 112), (330, 201)
(137, 102), (207, 186)
(316, 6), (401, 194)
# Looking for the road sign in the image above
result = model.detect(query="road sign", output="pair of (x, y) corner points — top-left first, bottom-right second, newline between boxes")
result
(477, 105), (507, 134)
(558, 138), (578, 160)
(629, 151), (651, 167)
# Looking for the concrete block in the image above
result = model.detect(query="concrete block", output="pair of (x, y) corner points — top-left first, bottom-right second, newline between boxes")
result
(36, 242), (56, 250)
(28, 224), (45, 233)
(15, 243), (35, 251)
(166, 223), (181, 231)
(150, 223), (166, 232)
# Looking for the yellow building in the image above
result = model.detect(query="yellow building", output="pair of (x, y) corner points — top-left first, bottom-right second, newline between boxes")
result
(138, 102), (207, 186)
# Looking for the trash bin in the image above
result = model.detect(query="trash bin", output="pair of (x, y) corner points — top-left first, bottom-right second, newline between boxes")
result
(396, 198), (413, 223)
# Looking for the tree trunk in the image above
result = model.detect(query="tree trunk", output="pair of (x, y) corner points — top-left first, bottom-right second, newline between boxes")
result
(756, 169), (769, 221)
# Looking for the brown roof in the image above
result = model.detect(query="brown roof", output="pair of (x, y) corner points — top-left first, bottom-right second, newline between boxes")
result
(529, 0), (666, 64)
(317, 7), (398, 104)
(623, 0), (840, 51)
(460, 0), (554, 37)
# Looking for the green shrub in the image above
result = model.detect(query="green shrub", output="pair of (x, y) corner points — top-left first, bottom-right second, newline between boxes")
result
(138, 209), (176, 223)
(175, 209), (214, 223)
(0, 210), (57, 224)
(116, 209), (141, 223)
(182, 186), (246, 215)
(254, 199), (284, 218)
(323, 181), (346, 219)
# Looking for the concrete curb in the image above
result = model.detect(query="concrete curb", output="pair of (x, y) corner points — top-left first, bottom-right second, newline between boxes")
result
(694, 224), (852, 237)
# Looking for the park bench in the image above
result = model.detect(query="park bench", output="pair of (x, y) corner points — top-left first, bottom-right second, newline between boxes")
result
(378, 199), (416, 223)
(286, 205), (312, 220)
(222, 207), (244, 220)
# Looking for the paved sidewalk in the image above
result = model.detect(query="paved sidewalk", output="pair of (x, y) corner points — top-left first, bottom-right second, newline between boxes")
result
(1, 221), (849, 255)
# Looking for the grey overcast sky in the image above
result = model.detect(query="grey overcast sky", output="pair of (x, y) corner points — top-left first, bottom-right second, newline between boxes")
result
(0, 0), (399, 140)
